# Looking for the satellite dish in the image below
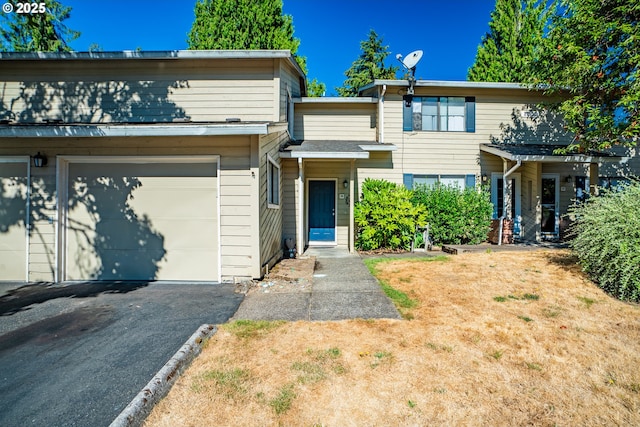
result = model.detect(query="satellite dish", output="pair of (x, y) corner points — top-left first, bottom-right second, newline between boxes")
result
(401, 50), (423, 70)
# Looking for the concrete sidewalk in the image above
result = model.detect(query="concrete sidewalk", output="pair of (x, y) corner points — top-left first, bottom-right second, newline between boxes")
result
(232, 246), (401, 321)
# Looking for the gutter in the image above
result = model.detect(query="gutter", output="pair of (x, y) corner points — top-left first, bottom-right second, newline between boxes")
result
(498, 158), (522, 246)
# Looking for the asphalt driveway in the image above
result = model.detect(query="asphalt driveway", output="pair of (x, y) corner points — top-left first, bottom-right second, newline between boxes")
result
(0, 281), (243, 427)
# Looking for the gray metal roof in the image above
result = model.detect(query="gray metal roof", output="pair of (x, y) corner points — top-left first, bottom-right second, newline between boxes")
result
(481, 143), (619, 163)
(0, 49), (295, 61)
(280, 140), (396, 159)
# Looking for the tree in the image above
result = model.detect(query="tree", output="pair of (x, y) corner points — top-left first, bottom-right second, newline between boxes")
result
(0, 0), (79, 52)
(187, 0), (325, 95)
(337, 30), (398, 97)
(529, 0), (640, 151)
(468, 0), (551, 82)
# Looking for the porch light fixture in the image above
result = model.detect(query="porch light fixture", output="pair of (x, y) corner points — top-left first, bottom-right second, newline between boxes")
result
(482, 174), (488, 183)
(33, 152), (47, 168)
(565, 175), (573, 183)
(343, 180), (348, 189)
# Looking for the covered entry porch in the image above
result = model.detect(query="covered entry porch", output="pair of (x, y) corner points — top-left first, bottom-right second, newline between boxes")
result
(480, 144), (619, 242)
(280, 140), (396, 255)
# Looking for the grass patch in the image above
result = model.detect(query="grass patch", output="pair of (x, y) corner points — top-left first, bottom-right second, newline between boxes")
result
(292, 348), (346, 383)
(364, 257), (448, 319)
(493, 296), (507, 302)
(192, 368), (251, 399)
(542, 305), (563, 318)
(494, 293), (540, 302)
(518, 315), (533, 322)
(577, 296), (596, 308)
(489, 350), (504, 361)
(426, 342), (454, 353)
(269, 384), (296, 415)
(526, 362), (543, 371)
(223, 320), (286, 339)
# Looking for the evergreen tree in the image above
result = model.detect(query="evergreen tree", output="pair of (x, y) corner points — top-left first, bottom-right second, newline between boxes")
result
(530, 0), (639, 151)
(337, 30), (398, 97)
(187, 0), (324, 95)
(468, 0), (551, 82)
(0, 0), (79, 52)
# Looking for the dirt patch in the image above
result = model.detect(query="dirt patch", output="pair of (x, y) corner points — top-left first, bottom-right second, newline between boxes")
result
(146, 250), (640, 427)
(247, 256), (316, 294)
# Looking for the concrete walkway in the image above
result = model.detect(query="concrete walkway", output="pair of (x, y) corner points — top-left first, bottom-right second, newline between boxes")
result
(232, 246), (401, 321)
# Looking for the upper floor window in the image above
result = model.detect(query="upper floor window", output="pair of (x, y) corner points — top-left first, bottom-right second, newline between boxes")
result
(403, 96), (475, 132)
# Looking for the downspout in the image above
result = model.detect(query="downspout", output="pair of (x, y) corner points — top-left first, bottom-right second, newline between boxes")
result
(297, 157), (304, 256)
(498, 158), (522, 245)
(378, 84), (386, 143)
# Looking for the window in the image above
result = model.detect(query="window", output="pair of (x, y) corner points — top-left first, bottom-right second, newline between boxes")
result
(403, 96), (475, 132)
(267, 155), (280, 207)
(404, 173), (476, 190)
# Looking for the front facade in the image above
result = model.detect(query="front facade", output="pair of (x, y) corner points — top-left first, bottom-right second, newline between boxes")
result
(1, 51), (638, 283)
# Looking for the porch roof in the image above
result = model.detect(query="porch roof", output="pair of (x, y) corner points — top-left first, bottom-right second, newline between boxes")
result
(480, 143), (620, 163)
(279, 140), (397, 159)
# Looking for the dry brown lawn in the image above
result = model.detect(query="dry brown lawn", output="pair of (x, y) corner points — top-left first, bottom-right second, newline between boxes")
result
(145, 250), (640, 427)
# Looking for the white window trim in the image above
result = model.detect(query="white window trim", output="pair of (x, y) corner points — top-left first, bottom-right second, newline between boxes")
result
(267, 153), (280, 209)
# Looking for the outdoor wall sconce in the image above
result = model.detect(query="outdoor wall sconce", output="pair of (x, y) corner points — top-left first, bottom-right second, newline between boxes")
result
(33, 152), (47, 168)
(482, 174), (488, 183)
(565, 175), (573, 183)
(343, 180), (348, 189)
(403, 94), (413, 108)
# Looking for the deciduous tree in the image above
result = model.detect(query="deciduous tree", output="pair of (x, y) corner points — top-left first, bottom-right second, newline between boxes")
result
(530, 0), (639, 151)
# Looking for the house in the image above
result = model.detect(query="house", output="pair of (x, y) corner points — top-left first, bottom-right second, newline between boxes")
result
(1, 50), (638, 283)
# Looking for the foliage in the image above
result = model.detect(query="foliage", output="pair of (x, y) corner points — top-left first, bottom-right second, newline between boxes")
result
(336, 29), (398, 97)
(354, 179), (427, 251)
(568, 181), (640, 302)
(306, 77), (326, 97)
(468, 0), (552, 82)
(529, 0), (640, 151)
(0, 0), (80, 52)
(187, 0), (325, 95)
(411, 184), (493, 245)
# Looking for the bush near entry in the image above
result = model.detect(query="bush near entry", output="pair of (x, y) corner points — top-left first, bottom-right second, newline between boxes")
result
(354, 179), (427, 251)
(411, 184), (493, 245)
(569, 181), (640, 302)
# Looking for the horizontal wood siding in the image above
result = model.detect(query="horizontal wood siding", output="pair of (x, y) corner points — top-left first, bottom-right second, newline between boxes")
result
(258, 131), (288, 272)
(281, 160), (299, 246)
(294, 103), (377, 141)
(0, 135), (257, 282)
(0, 59), (279, 124)
(279, 61), (303, 122)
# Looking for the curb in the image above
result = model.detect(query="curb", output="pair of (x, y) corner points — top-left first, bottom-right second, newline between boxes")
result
(110, 324), (218, 427)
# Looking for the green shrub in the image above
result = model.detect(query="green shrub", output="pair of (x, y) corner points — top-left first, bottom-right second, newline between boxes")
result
(355, 179), (427, 251)
(411, 184), (493, 245)
(568, 181), (640, 302)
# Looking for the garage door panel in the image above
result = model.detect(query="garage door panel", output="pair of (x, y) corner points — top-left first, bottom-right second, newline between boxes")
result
(66, 160), (219, 281)
(0, 162), (28, 281)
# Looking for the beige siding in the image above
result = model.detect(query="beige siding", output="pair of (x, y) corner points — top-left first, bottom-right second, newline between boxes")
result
(0, 135), (258, 282)
(0, 59), (281, 124)
(281, 160), (299, 244)
(294, 103), (377, 141)
(279, 60), (303, 122)
(258, 130), (288, 274)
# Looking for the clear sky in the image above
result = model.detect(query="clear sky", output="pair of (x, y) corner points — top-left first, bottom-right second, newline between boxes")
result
(64, 0), (496, 95)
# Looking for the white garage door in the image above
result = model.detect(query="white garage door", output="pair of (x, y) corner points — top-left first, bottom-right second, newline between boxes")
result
(65, 158), (219, 281)
(0, 160), (28, 281)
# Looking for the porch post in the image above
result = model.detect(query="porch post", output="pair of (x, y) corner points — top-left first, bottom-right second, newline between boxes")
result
(589, 162), (599, 196)
(297, 157), (304, 256)
(349, 160), (355, 253)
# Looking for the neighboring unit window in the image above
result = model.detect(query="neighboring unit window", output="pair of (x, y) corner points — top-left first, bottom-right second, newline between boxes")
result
(267, 155), (280, 207)
(404, 96), (475, 132)
(404, 174), (475, 190)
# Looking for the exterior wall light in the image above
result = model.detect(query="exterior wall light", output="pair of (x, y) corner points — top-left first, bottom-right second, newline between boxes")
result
(565, 175), (573, 183)
(343, 180), (348, 188)
(33, 152), (47, 168)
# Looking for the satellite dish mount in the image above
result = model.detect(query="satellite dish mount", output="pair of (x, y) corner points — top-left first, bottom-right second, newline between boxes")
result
(396, 50), (423, 106)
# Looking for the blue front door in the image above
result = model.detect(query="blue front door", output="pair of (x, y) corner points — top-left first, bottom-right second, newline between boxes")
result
(308, 180), (336, 242)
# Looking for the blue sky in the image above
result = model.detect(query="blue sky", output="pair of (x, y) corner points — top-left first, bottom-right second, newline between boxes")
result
(64, 0), (496, 95)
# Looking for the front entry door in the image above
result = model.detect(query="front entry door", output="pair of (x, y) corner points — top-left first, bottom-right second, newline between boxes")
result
(541, 175), (559, 238)
(308, 180), (336, 244)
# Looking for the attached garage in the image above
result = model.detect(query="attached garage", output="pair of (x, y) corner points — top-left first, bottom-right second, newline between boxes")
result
(59, 156), (220, 282)
(0, 158), (29, 281)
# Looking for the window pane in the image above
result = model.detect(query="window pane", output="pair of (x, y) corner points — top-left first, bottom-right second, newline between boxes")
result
(440, 176), (465, 189)
(448, 97), (465, 131)
(422, 98), (437, 131)
(448, 115), (465, 131)
(414, 176), (438, 187)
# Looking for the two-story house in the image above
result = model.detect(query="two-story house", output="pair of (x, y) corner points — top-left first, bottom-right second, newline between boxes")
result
(1, 50), (638, 283)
